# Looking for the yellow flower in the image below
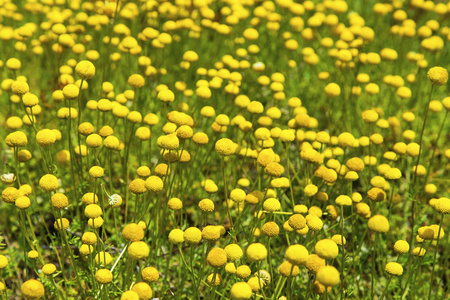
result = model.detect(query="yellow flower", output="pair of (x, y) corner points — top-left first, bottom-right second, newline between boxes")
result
(39, 174), (59, 192)
(324, 83), (341, 97)
(85, 204), (102, 218)
(261, 221), (279, 237)
(385, 262), (403, 276)
(122, 223), (144, 242)
(230, 282), (253, 300)
(75, 60), (96, 80)
(22, 92), (39, 107)
(15, 196), (31, 209)
(128, 241), (150, 260)
(142, 267), (159, 282)
(42, 263), (56, 275)
(54, 218), (70, 230)
(315, 239), (339, 260)
(246, 243), (267, 262)
(128, 74), (145, 88)
(316, 266), (340, 286)
(225, 244), (243, 261)
(132, 282), (153, 299)
(207, 248), (227, 268)
(168, 229), (184, 244)
(62, 83), (79, 100)
(156, 134), (179, 150)
(198, 198), (214, 212)
(279, 261), (300, 277)
(288, 214), (306, 230)
(167, 198), (182, 210)
(427, 66), (448, 86)
(215, 138), (236, 156)
(11, 80), (29, 95)
(435, 197), (450, 214)
(0, 255), (8, 268)
(263, 198), (281, 212)
(157, 89), (175, 102)
(5, 131), (28, 147)
(394, 240), (410, 254)
(129, 178), (147, 194)
(183, 227), (202, 244)
(21, 279), (45, 299)
(368, 215), (390, 233)
(285, 244), (308, 265)
(144, 176), (164, 192)
(121, 290), (140, 300)
(306, 254), (326, 274)
(95, 269), (113, 284)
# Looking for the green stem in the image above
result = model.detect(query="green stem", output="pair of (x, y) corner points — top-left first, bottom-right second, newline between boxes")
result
(427, 213), (444, 299)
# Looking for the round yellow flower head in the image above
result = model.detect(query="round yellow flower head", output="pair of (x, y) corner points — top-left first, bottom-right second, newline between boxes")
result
(288, 214), (306, 230)
(132, 282), (153, 299)
(394, 240), (410, 254)
(306, 254), (326, 274)
(202, 225), (221, 241)
(183, 227), (202, 244)
(129, 178), (146, 194)
(156, 134), (179, 150)
(22, 92), (39, 107)
(279, 261), (300, 277)
(315, 239), (339, 260)
(128, 241), (150, 260)
(0, 255), (8, 268)
(338, 132), (355, 147)
(285, 244), (309, 265)
(145, 176), (164, 192)
(368, 215), (390, 233)
(336, 195), (352, 206)
(385, 262), (403, 276)
(215, 138), (236, 156)
(230, 282), (253, 300)
(168, 229), (185, 244)
(207, 248), (228, 268)
(62, 83), (79, 100)
(427, 66), (448, 86)
(157, 89), (175, 102)
(85, 204), (102, 218)
(39, 174), (59, 192)
(316, 266), (340, 286)
(261, 222), (280, 237)
(168, 197), (182, 210)
(36, 129), (56, 147)
(121, 290), (139, 300)
(122, 223), (144, 242)
(42, 263), (57, 275)
(15, 196), (31, 209)
(95, 269), (113, 284)
(435, 197), (450, 214)
(128, 74), (145, 88)
(75, 60), (96, 80)
(198, 198), (214, 212)
(54, 218), (70, 230)
(6, 131), (28, 147)
(263, 198), (281, 212)
(324, 83), (341, 97)
(82, 232), (97, 245)
(142, 267), (159, 282)
(225, 243), (243, 261)
(21, 279), (45, 299)
(246, 243), (267, 262)
(6, 58), (22, 70)
(11, 80), (29, 95)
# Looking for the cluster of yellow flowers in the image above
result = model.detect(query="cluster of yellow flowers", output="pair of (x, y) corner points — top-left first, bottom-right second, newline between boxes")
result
(0, 0), (450, 299)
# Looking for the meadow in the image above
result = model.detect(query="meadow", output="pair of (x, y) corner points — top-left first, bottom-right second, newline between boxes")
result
(0, 0), (449, 299)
